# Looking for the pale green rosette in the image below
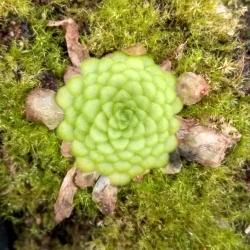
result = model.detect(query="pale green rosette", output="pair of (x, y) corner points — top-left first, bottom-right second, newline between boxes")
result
(56, 52), (182, 185)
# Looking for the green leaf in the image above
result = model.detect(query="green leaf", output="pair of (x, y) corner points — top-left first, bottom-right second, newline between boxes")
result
(110, 62), (127, 73)
(154, 153), (169, 168)
(151, 143), (165, 157)
(109, 116), (119, 129)
(127, 138), (145, 152)
(123, 68), (140, 81)
(117, 115), (129, 130)
(135, 108), (147, 120)
(157, 118), (169, 133)
(141, 81), (156, 100)
(76, 157), (96, 172)
(108, 74), (127, 89)
(66, 76), (84, 96)
(100, 86), (118, 103)
(158, 130), (169, 143)
(148, 102), (163, 122)
(146, 65), (163, 75)
(111, 51), (128, 62)
(80, 58), (99, 75)
(90, 150), (105, 163)
(113, 89), (131, 102)
(130, 154), (142, 164)
(56, 121), (74, 142)
(122, 127), (134, 138)
(132, 122), (145, 138)
(121, 109), (133, 122)
(96, 163), (114, 176)
(154, 75), (167, 91)
(73, 128), (86, 142)
(114, 161), (131, 173)
(84, 135), (96, 150)
(118, 150), (134, 160)
(83, 84), (101, 100)
(108, 172), (131, 186)
(108, 127), (122, 140)
(171, 97), (183, 115)
(105, 154), (119, 163)
(97, 57), (114, 73)
(83, 72), (97, 86)
(82, 99), (102, 121)
(138, 147), (152, 157)
(73, 95), (85, 112)
(145, 133), (158, 146)
(130, 115), (139, 128)
(144, 117), (157, 135)
(140, 155), (155, 169)
(164, 86), (176, 104)
(90, 125), (108, 142)
(154, 91), (166, 105)
(164, 72), (177, 88)
(164, 135), (178, 152)
(56, 86), (74, 110)
(113, 102), (124, 113)
(102, 101), (114, 118)
(75, 114), (91, 132)
(65, 107), (78, 125)
(139, 70), (153, 81)
(125, 56), (144, 70)
(141, 55), (154, 67)
(96, 71), (111, 85)
(125, 100), (137, 110)
(128, 165), (144, 178)
(122, 81), (143, 96)
(168, 117), (180, 135)
(97, 142), (115, 155)
(94, 112), (108, 132)
(134, 95), (150, 110)
(163, 104), (174, 119)
(71, 140), (89, 157)
(111, 138), (129, 150)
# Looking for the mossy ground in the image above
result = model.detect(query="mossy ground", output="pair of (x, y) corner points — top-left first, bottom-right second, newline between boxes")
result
(0, 0), (250, 249)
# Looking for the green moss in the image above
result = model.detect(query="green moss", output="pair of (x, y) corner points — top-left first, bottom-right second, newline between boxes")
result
(0, 0), (250, 249)
(0, 0), (31, 18)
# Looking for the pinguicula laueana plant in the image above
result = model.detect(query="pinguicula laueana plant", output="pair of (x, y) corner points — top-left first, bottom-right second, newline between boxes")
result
(55, 52), (183, 185)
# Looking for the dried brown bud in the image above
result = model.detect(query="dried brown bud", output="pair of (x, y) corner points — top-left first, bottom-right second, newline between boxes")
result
(176, 72), (210, 105)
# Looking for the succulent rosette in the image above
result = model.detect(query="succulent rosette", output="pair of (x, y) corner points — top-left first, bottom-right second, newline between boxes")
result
(55, 51), (182, 185)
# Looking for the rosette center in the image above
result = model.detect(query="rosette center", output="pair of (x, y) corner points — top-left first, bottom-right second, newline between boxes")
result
(115, 105), (134, 130)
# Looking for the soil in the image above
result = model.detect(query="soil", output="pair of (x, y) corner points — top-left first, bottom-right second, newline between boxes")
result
(0, 17), (22, 49)
(38, 70), (60, 91)
(0, 17), (33, 49)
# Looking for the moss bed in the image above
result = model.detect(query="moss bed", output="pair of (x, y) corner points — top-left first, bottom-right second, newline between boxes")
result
(1, 0), (250, 249)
